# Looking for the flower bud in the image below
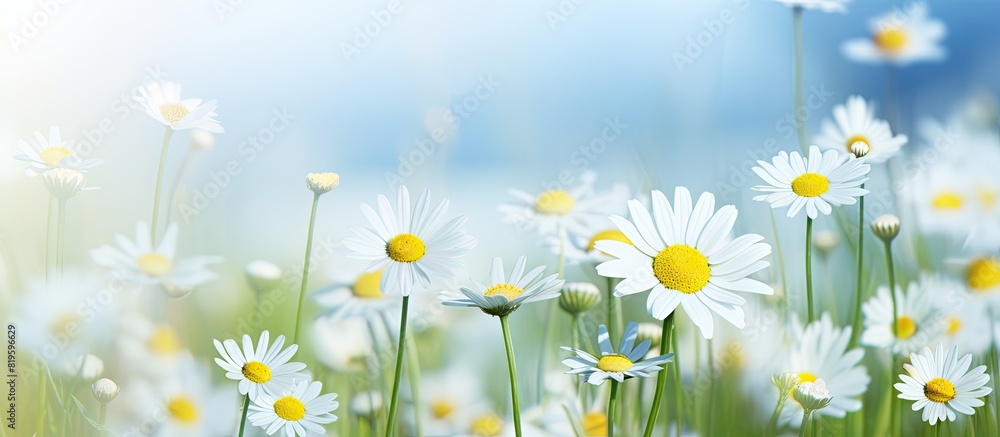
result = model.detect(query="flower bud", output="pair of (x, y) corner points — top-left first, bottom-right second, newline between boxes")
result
(871, 214), (901, 242)
(306, 172), (340, 194)
(92, 378), (120, 403)
(558, 282), (600, 315)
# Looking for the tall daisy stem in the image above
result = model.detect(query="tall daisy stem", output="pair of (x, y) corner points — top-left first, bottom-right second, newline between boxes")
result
(792, 6), (807, 153)
(149, 126), (174, 241)
(237, 395), (250, 437)
(765, 396), (787, 435)
(499, 314), (523, 437)
(45, 195), (54, 284)
(883, 238), (899, 436)
(385, 295), (409, 437)
(292, 192), (321, 345)
(642, 313), (675, 437)
(607, 380), (620, 437)
(671, 327), (682, 437)
(850, 187), (866, 347)
(607, 276), (621, 348)
(55, 199), (66, 282)
(798, 411), (811, 437)
(805, 217), (815, 323)
(404, 335), (423, 437)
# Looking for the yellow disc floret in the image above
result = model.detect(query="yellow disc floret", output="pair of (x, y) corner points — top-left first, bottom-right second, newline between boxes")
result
(895, 316), (917, 339)
(581, 412), (608, 437)
(167, 396), (199, 424)
(586, 230), (632, 253)
(137, 253), (173, 277)
(535, 189), (575, 215)
(484, 283), (524, 301)
(596, 353), (634, 373)
(931, 192), (964, 210)
(874, 27), (908, 52)
(967, 257), (1000, 291)
(273, 395), (306, 421)
(242, 361), (272, 384)
(148, 326), (181, 355)
(468, 414), (503, 436)
(40, 146), (72, 166)
(924, 377), (956, 403)
(386, 233), (426, 263)
(431, 400), (454, 419)
(160, 103), (190, 126)
(791, 173), (830, 198)
(652, 244), (711, 293)
(352, 270), (384, 298)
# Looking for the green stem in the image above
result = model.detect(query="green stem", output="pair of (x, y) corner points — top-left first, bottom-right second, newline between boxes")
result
(164, 145), (194, 226)
(672, 327), (681, 437)
(557, 224), (566, 279)
(384, 296), (409, 437)
(805, 217), (814, 323)
(98, 402), (108, 427)
(37, 369), (48, 436)
(571, 314), (581, 353)
(500, 315), (523, 437)
(45, 195), (54, 285)
(642, 314), (675, 437)
(792, 6), (807, 153)
(237, 395), (250, 437)
(149, 126), (174, 241)
(55, 199), (66, 283)
(884, 241), (898, 339)
(766, 397), (787, 436)
(608, 380), (620, 437)
(404, 335), (423, 437)
(292, 192), (321, 345)
(768, 210), (789, 324)
(799, 411), (811, 437)
(850, 187), (866, 347)
(607, 276), (620, 348)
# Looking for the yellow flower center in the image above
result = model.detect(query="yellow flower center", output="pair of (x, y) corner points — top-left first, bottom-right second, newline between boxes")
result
(845, 135), (870, 153)
(874, 27), (908, 52)
(924, 377), (956, 403)
(967, 257), (1000, 291)
(791, 173), (830, 198)
(652, 244), (711, 293)
(274, 395), (306, 421)
(147, 326), (181, 355)
(931, 192), (964, 210)
(352, 270), (384, 298)
(979, 187), (998, 210)
(137, 253), (173, 277)
(581, 412), (608, 437)
(431, 399), (454, 419)
(50, 312), (81, 336)
(946, 316), (962, 335)
(468, 414), (503, 436)
(386, 233), (426, 263)
(159, 103), (190, 126)
(586, 230), (632, 253)
(242, 361), (272, 384)
(167, 396), (199, 424)
(790, 372), (818, 398)
(596, 353), (634, 373)
(895, 316), (917, 339)
(483, 283), (525, 301)
(534, 189), (575, 215)
(40, 146), (72, 166)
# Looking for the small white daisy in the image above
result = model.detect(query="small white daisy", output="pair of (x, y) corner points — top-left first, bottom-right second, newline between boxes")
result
(562, 322), (674, 385)
(248, 380), (339, 437)
(151, 354), (239, 437)
(895, 344), (993, 425)
(903, 163), (979, 239)
(752, 146), (870, 219)
(772, 0), (849, 14)
(439, 255), (564, 317)
(842, 2), (946, 66)
(498, 172), (630, 237)
(12, 127), (103, 176)
(814, 95), (908, 163)
(861, 279), (945, 355)
(342, 186), (476, 296)
(213, 330), (308, 401)
(312, 269), (398, 321)
(956, 255), (1000, 306)
(595, 187), (773, 339)
(90, 221), (222, 288)
(134, 81), (224, 132)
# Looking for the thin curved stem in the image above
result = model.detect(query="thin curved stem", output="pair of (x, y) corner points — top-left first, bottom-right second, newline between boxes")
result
(292, 192), (321, 345)
(608, 380), (620, 437)
(798, 411), (811, 437)
(237, 395), (250, 437)
(55, 199), (66, 283)
(850, 187), (866, 347)
(766, 396), (787, 436)
(45, 195), (54, 285)
(500, 315), (523, 437)
(164, 145), (195, 226)
(805, 217), (815, 323)
(642, 314), (675, 437)
(672, 327), (682, 437)
(404, 335), (423, 437)
(607, 276), (620, 348)
(884, 240), (899, 437)
(792, 6), (807, 153)
(385, 296), (409, 437)
(150, 126), (174, 241)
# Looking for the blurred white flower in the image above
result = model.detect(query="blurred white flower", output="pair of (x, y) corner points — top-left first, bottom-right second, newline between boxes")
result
(12, 127), (103, 176)
(310, 317), (371, 372)
(189, 129), (216, 150)
(772, 0), (849, 14)
(312, 269), (398, 321)
(814, 95), (907, 164)
(150, 354), (238, 436)
(417, 368), (485, 435)
(42, 168), (97, 201)
(248, 380), (339, 436)
(305, 172), (340, 194)
(895, 344), (992, 425)
(562, 322), (673, 385)
(245, 260), (283, 293)
(861, 278), (945, 356)
(842, 2), (946, 66)
(499, 172), (629, 237)
(63, 353), (104, 380)
(90, 222), (222, 288)
(213, 330), (308, 402)
(439, 256), (563, 317)
(118, 314), (186, 378)
(753, 146), (870, 219)
(350, 390), (383, 419)
(134, 81), (224, 132)
(929, 276), (992, 355)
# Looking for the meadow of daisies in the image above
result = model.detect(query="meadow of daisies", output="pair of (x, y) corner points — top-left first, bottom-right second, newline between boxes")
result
(5, 1), (1000, 437)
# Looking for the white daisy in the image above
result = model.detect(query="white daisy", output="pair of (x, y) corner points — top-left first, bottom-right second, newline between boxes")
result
(772, 0), (849, 14)
(842, 2), (946, 66)
(213, 330), (308, 401)
(498, 172), (630, 237)
(134, 81), (224, 132)
(553, 220), (634, 266)
(779, 314), (870, 427)
(312, 269), (398, 321)
(342, 186), (476, 296)
(752, 146), (870, 219)
(814, 95), (908, 163)
(416, 368), (485, 435)
(562, 322), (674, 385)
(439, 255), (564, 317)
(861, 279), (945, 355)
(310, 317), (371, 373)
(957, 255), (1000, 306)
(595, 187), (773, 339)
(118, 314), (187, 378)
(248, 379), (339, 437)
(90, 221), (222, 288)
(151, 354), (239, 437)
(895, 344), (993, 425)
(12, 127), (103, 176)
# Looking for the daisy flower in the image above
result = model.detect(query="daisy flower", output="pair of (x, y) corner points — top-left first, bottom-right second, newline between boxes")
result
(312, 269), (398, 321)
(213, 330), (308, 401)
(772, 0), (849, 14)
(902, 163), (979, 238)
(12, 127), (103, 176)
(134, 81), (224, 132)
(595, 187), (773, 338)
(150, 354), (239, 436)
(342, 186), (476, 296)
(439, 255), (564, 317)
(957, 255), (1000, 305)
(552, 219), (634, 266)
(842, 2), (946, 66)
(814, 95), (908, 163)
(779, 314), (870, 427)
(310, 317), (372, 373)
(90, 221), (222, 288)
(861, 280), (945, 355)
(752, 146), (870, 219)
(895, 344), (992, 425)
(498, 172), (629, 237)
(562, 322), (674, 385)
(416, 368), (485, 435)
(118, 314), (188, 378)
(248, 380), (339, 437)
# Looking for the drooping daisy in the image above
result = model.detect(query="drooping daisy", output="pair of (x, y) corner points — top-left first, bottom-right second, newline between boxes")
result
(752, 146), (870, 219)
(248, 380), (339, 437)
(213, 330), (308, 401)
(841, 2), (946, 66)
(771, 0), (849, 14)
(814, 95), (908, 163)
(595, 187), (773, 338)
(779, 314), (870, 427)
(498, 172), (630, 237)
(861, 280), (945, 355)
(895, 344), (992, 425)
(12, 127), (103, 176)
(439, 256), (564, 317)
(90, 221), (222, 288)
(562, 322), (674, 385)
(134, 81), (224, 132)
(342, 186), (476, 296)
(312, 269), (398, 321)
